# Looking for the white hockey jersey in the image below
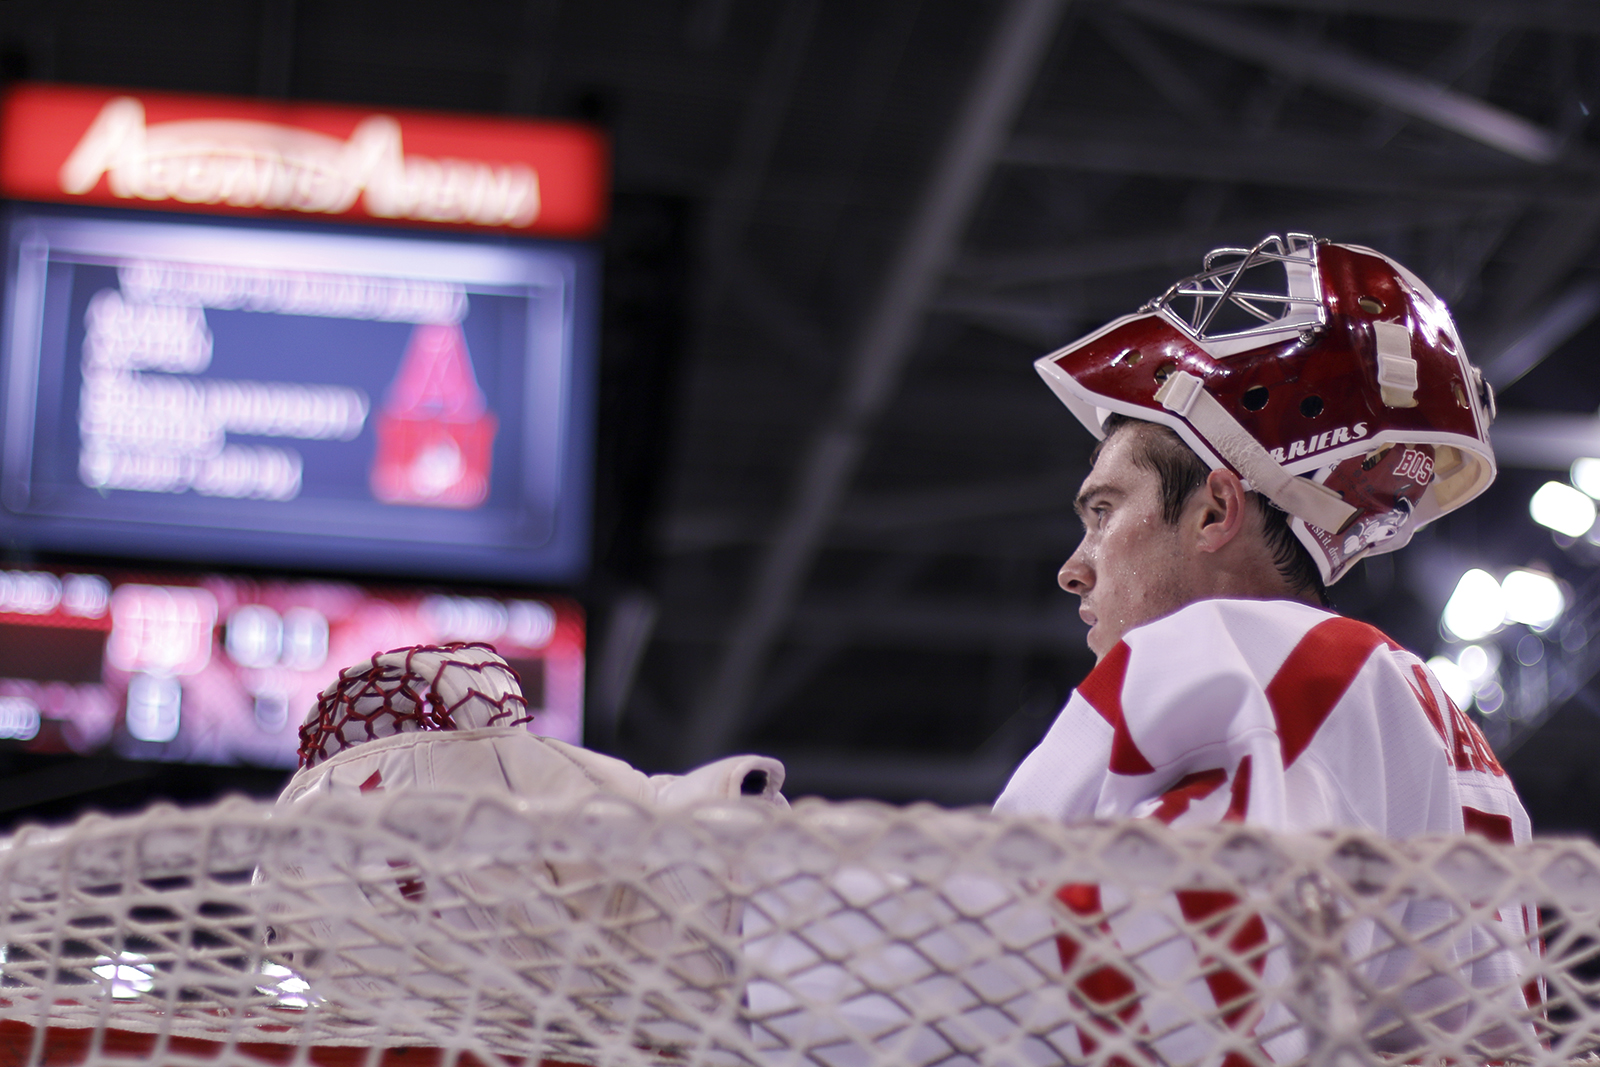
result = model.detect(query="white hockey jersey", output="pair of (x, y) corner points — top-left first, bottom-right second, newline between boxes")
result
(995, 597), (1527, 841)
(993, 598), (1536, 1065)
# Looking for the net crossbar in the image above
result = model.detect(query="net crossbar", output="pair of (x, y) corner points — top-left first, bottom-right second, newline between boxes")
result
(0, 793), (1595, 1067)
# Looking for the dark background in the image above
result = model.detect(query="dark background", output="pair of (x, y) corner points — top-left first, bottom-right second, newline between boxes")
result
(0, 0), (1598, 837)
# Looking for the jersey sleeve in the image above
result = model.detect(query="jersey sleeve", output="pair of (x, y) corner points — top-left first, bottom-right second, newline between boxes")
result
(997, 600), (1350, 830)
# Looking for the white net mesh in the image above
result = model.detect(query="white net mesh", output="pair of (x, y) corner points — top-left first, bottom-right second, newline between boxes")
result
(0, 792), (1593, 1067)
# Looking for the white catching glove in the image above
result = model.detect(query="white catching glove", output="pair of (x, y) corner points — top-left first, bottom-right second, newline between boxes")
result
(266, 642), (786, 1051)
(281, 641), (787, 809)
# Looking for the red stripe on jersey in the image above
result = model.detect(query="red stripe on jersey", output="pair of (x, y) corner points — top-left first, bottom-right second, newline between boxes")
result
(359, 770), (384, 792)
(1224, 756), (1252, 822)
(1077, 641), (1155, 775)
(1266, 617), (1394, 767)
(1055, 882), (1142, 1065)
(1175, 890), (1270, 1030)
(1463, 806), (1515, 844)
(1410, 665), (1506, 776)
(1150, 768), (1227, 824)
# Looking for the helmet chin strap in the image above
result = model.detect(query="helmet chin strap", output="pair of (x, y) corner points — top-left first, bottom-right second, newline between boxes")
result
(1155, 371), (1358, 535)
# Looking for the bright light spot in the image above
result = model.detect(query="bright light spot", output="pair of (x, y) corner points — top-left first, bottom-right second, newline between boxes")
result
(1442, 569), (1505, 640)
(421, 595), (507, 643)
(1531, 481), (1597, 537)
(280, 607), (329, 670)
(1476, 680), (1506, 716)
(1573, 458), (1600, 498)
(1456, 643), (1500, 686)
(226, 604), (282, 669)
(1502, 569), (1565, 630)
(108, 584), (217, 675)
(93, 953), (154, 999)
(1427, 655), (1473, 709)
(0, 696), (40, 741)
(61, 573), (110, 618)
(126, 673), (181, 743)
(507, 600), (557, 649)
(257, 962), (314, 1008)
(1517, 632), (1545, 667)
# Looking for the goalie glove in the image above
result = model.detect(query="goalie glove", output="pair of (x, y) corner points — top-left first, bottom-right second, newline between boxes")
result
(281, 641), (787, 808)
(266, 641), (785, 1050)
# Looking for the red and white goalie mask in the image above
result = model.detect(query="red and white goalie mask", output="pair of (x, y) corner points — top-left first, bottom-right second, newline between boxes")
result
(1035, 233), (1496, 584)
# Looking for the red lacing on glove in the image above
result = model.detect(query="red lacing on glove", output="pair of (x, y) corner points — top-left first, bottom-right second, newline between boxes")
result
(297, 642), (532, 769)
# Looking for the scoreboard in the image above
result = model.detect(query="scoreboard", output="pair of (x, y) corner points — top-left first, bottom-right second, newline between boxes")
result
(0, 85), (607, 759)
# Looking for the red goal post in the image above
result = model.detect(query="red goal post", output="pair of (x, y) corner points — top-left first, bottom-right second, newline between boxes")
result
(0, 792), (1589, 1067)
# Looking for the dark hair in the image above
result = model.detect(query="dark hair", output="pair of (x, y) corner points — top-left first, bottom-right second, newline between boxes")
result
(1094, 414), (1328, 603)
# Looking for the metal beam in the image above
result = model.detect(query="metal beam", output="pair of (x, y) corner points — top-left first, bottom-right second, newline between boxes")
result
(1482, 281), (1600, 391)
(1180, 0), (1600, 34)
(696, 0), (820, 313)
(724, 257), (836, 372)
(1490, 411), (1600, 469)
(658, 506), (1079, 556)
(842, 473), (1079, 532)
(656, 597), (1088, 651)
(951, 201), (1503, 289)
(1124, 0), (1564, 164)
(999, 127), (1583, 201)
(794, 599), (1086, 651)
(684, 0), (1073, 763)
(1092, 10), (1222, 126)
(1488, 206), (1600, 329)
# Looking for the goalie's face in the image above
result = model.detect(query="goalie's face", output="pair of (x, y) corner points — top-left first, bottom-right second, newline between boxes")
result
(1059, 425), (1197, 661)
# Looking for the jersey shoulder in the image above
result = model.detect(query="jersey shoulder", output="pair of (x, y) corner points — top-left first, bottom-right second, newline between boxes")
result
(1122, 598), (1395, 677)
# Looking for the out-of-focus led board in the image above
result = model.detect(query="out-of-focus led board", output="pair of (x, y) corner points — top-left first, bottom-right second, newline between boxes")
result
(0, 565), (583, 766)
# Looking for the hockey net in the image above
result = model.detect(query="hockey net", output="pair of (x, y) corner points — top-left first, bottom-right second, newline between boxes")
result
(0, 792), (1594, 1067)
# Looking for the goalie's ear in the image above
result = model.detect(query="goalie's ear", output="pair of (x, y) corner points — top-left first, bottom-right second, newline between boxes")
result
(1190, 468), (1252, 554)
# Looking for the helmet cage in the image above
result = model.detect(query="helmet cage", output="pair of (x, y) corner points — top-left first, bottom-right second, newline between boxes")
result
(1152, 233), (1325, 358)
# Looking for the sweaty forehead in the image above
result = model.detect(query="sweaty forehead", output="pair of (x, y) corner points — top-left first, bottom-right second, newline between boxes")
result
(1092, 419), (1163, 468)
(1076, 430), (1159, 507)
(1087, 422), (1153, 477)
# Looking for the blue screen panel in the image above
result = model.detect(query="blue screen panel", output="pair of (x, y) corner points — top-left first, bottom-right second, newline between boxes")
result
(0, 206), (596, 583)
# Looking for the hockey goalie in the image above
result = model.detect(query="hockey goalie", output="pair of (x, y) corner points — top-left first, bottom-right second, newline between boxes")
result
(990, 233), (1538, 1066)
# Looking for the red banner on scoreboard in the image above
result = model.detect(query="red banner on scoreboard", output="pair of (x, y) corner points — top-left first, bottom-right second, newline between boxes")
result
(0, 83), (609, 237)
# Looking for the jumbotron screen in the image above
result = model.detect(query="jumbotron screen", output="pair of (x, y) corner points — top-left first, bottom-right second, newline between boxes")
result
(0, 565), (584, 766)
(0, 205), (598, 583)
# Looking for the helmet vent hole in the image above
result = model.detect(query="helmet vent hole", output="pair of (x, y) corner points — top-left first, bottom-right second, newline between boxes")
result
(1153, 361), (1177, 384)
(1114, 348), (1143, 366)
(1358, 296), (1384, 314)
(1300, 396), (1324, 418)
(1242, 385), (1270, 411)
(1452, 381), (1469, 408)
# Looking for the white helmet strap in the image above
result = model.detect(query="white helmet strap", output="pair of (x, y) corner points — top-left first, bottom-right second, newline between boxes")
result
(1155, 371), (1359, 534)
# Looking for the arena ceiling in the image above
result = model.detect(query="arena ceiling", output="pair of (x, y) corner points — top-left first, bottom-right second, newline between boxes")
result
(4, 0), (1600, 826)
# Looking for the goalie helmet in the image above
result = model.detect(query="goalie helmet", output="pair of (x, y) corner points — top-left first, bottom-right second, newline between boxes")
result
(1035, 233), (1496, 585)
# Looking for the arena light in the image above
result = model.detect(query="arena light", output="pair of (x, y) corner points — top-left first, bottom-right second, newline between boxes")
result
(1530, 481), (1597, 537)
(1442, 568), (1505, 640)
(1573, 457), (1600, 499)
(1427, 655), (1473, 709)
(1502, 569), (1564, 630)
(1456, 643), (1500, 686)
